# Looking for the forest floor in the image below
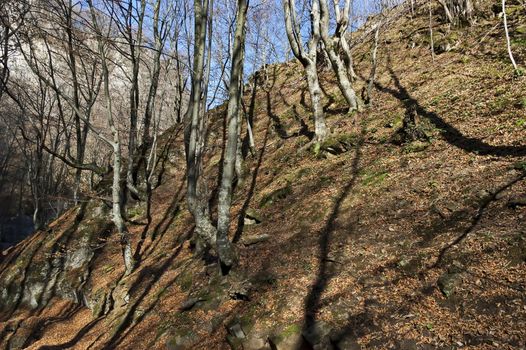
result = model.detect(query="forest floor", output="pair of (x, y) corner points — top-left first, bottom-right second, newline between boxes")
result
(1, 1), (526, 349)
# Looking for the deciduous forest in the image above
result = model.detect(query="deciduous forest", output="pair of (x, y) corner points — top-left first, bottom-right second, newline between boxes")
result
(0, 0), (525, 348)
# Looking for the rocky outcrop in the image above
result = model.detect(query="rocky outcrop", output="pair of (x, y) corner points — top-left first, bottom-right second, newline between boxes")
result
(0, 200), (112, 319)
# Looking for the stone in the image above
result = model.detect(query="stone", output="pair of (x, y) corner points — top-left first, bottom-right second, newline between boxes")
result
(437, 272), (462, 298)
(243, 333), (271, 350)
(179, 297), (206, 312)
(228, 323), (246, 339)
(268, 332), (305, 350)
(241, 234), (270, 246)
(302, 321), (333, 348)
(166, 331), (197, 350)
(245, 209), (263, 224)
(244, 217), (259, 226)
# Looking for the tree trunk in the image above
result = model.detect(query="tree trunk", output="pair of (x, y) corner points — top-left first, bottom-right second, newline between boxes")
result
(216, 0), (249, 271)
(88, 0), (135, 275)
(438, 0), (474, 26)
(304, 60), (328, 142)
(283, 0), (328, 142)
(502, 0), (519, 73)
(365, 22), (381, 105)
(186, 0), (216, 249)
(319, 0), (360, 113)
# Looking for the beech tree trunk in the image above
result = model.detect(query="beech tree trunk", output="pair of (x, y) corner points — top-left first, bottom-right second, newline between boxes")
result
(319, 0), (360, 113)
(283, 0), (327, 143)
(88, 0), (135, 275)
(216, 0), (249, 271)
(438, 0), (474, 26)
(186, 0), (216, 250)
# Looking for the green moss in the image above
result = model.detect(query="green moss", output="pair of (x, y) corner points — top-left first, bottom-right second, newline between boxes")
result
(312, 133), (359, 157)
(361, 170), (389, 187)
(403, 140), (430, 153)
(126, 203), (145, 220)
(259, 182), (293, 208)
(512, 37), (526, 47)
(513, 161), (526, 171)
(274, 323), (302, 343)
(175, 270), (193, 292)
(103, 264), (115, 273)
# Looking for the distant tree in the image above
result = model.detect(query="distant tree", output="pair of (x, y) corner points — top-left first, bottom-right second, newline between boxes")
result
(437, 0), (474, 26)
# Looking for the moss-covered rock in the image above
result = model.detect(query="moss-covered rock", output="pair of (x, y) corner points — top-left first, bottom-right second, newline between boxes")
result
(259, 183), (293, 208)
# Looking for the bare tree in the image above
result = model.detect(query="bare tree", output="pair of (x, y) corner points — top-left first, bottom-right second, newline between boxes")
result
(501, 0), (519, 74)
(87, 0), (135, 275)
(185, 0), (217, 250)
(283, 0), (327, 143)
(318, 0), (361, 114)
(437, 0), (474, 26)
(216, 0), (249, 271)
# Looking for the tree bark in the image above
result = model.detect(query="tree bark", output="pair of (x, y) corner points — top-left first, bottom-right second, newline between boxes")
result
(216, 0), (249, 271)
(319, 0), (360, 113)
(283, 0), (328, 142)
(186, 0), (216, 249)
(438, 0), (474, 26)
(88, 0), (135, 275)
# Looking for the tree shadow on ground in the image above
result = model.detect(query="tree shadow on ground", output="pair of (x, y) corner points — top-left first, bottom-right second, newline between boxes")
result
(376, 56), (526, 157)
(233, 118), (271, 243)
(326, 173), (526, 348)
(100, 233), (188, 349)
(265, 66), (314, 141)
(36, 314), (106, 350)
(301, 128), (365, 333)
(135, 177), (186, 263)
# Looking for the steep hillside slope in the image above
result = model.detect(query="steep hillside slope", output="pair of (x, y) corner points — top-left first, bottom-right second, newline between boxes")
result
(1, 2), (526, 349)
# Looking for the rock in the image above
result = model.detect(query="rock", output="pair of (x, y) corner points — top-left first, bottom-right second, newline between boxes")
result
(241, 234), (271, 246)
(245, 209), (263, 224)
(508, 196), (526, 208)
(243, 336), (270, 350)
(228, 323), (246, 339)
(242, 329), (272, 350)
(302, 321), (333, 349)
(244, 217), (259, 226)
(166, 330), (197, 350)
(179, 297), (206, 312)
(268, 331), (306, 350)
(437, 272), (462, 298)
(259, 183), (293, 208)
(396, 339), (418, 350)
(85, 288), (109, 317)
